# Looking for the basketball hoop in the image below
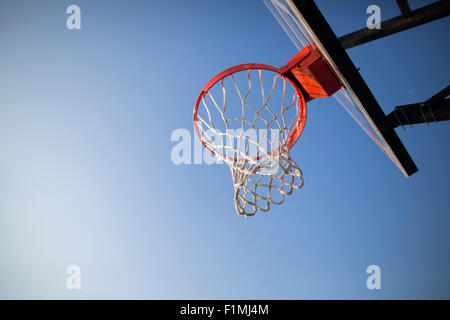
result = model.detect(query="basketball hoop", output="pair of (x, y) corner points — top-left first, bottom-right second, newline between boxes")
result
(194, 45), (341, 217)
(193, 64), (307, 217)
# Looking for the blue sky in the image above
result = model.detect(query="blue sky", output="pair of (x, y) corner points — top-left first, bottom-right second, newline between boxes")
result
(0, 0), (449, 299)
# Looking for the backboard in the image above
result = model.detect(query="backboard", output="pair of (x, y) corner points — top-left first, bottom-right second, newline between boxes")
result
(264, 0), (418, 177)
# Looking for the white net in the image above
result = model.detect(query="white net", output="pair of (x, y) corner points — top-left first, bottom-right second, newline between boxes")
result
(194, 68), (305, 217)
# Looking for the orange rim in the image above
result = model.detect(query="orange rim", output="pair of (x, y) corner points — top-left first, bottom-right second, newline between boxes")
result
(193, 63), (307, 160)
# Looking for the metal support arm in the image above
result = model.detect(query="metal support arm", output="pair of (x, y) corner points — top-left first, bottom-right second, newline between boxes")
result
(387, 86), (450, 129)
(339, 1), (450, 49)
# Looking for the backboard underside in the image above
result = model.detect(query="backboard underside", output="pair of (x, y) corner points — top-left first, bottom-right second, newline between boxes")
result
(264, 0), (418, 177)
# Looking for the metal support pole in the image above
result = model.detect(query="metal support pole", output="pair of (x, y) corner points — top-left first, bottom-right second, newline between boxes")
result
(396, 0), (412, 17)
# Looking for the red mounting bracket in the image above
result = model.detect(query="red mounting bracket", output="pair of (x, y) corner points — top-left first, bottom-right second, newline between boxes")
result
(280, 44), (342, 102)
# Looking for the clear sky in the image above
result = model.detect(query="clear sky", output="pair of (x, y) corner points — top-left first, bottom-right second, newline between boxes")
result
(0, 0), (449, 299)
